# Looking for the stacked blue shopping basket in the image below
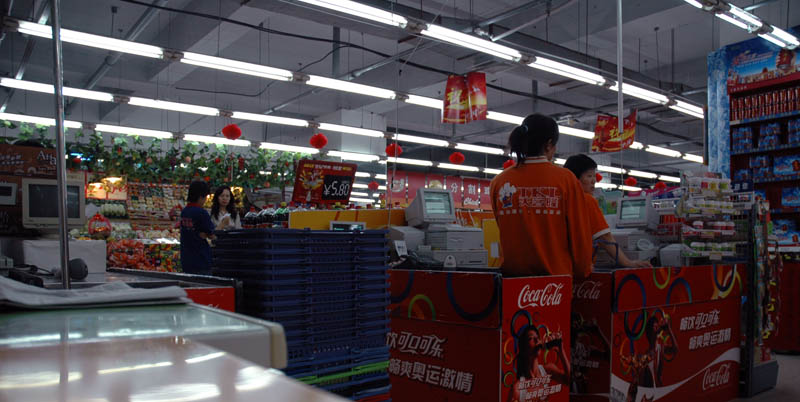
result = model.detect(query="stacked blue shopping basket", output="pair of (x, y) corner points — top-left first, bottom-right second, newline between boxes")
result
(212, 228), (391, 401)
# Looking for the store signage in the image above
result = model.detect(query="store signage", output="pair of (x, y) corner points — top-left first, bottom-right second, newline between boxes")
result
(461, 177), (480, 209)
(517, 282), (564, 308)
(0, 144), (57, 178)
(591, 109), (637, 153)
(442, 72), (488, 124)
(291, 159), (357, 205)
(445, 175), (462, 205)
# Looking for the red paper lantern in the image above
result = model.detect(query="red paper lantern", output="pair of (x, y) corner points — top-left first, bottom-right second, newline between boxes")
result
(624, 177), (638, 186)
(368, 181), (379, 191)
(222, 124), (242, 140)
(596, 173), (603, 182)
(502, 159), (515, 170)
(654, 181), (667, 190)
(449, 151), (466, 164)
(386, 143), (403, 157)
(309, 133), (328, 149)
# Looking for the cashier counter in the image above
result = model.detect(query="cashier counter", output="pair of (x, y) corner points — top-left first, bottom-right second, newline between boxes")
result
(389, 188), (489, 269)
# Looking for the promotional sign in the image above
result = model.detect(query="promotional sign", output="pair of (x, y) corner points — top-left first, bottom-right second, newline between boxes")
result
(571, 273), (614, 400)
(0, 144), (57, 178)
(467, 71), (488, 121)
(445, 175), (463, 205)
(727, 45), (800, 93)
(389, 317), (500, 401)
(480, 179), (493, 210)
(388, 170), (407, 205)
(462, 177), (481, 209)
(592, 110), (637, 153)
(406, 171), (426, 205)
(443, 72), (488, 124)
(291, 160), (357, 205)
(502, 275), (573, 402)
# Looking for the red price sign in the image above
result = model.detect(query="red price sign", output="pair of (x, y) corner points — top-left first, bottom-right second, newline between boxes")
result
(291, 160), (357, 205)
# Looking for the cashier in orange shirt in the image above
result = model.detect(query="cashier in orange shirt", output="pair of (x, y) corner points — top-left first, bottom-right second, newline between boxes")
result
(563, 154), (652, 268)
(490, 114), (593, 279)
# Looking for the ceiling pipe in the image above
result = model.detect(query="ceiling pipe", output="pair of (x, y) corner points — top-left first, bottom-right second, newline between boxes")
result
(491, 0), (577, 42)
(476, 0), (550, 28)
(64, 0), (168, 114)
(0, 0), (49, 113)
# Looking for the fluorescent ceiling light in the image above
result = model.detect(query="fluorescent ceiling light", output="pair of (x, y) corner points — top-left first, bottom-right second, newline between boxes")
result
(683, 154), (704, 163)
(181, 52), (293, 81)
(306, 75), (396, 99)
(628, 170), (658, 179)
(0, 112), (81, 128)
(659, 175), (681, 183)
(377, 185), (387, 190)
(393, 133), (450, 147)
(16, 20), (163, 58)
(95, 124), (172, 139)
(558, 125), (595, 139)
(183, 134), (250, 147)
(374, 174), (387, 180)
(317, 122), (384, 138)
(405, 95), (443, 109)
(260, 142), (319, 154)
(716, 13), (749, 30)
(617, 83), (669, 105)
(350, 197), (375, 204)
(619, 185), (642, 192)
(230, 111), (308, 127)
(128, 98), (219, 116)
(728, 4), (762, 28)
(352, 183), (369, 189)
(630, 142), (644, 150)
(0, 78), (114, 102)
(597, 165), (625, 174)
(528, 57), (606, 86)
(554, 158), (566, 165)
(355, 172), (372, 178)
(595, 183), (618, 189)
(350, 191), (370, 197)
(645, 145), (682, 158)
(437, 163), (480, 172)
(669, 100), (704, 119)
(455, 143), (505, 155)
(421, 24), (522, 61)
(759, 33), (789, 47)
(683, 0), (704, 8)
(769, 26), (800, 47)
(383, 157), (434, 166)
(295, 0), (408, 28)
(486, 111), (524, 125)
(372, 193), (381, 198)
(327, 150), (380, 162)
(483, 168), (503, 175)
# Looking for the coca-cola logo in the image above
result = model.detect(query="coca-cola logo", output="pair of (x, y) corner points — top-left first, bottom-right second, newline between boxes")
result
(518, 283), (563, 309)
(702, 363), (731, 391)
(574, 281), (602, 300)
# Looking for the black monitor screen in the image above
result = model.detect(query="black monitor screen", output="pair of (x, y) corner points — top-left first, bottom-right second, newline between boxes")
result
(29, 184), (80, 219)
(0, 186), (12, 197)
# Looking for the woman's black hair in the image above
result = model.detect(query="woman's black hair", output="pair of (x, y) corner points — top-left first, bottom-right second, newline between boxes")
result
(211, 186), (237, 219)
(187, 181), (210, 203)
(508, 113), (559, 164)
(516, 325), (540, 379)
(564, 154), (598, 179)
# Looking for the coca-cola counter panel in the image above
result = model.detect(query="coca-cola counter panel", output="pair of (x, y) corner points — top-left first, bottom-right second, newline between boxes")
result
(388, 270), (572, 402)
(572, 266), (743, 402)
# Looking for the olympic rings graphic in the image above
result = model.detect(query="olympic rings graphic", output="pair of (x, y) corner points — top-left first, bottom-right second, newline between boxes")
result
(623, 310), (648, 347)
(446, 273), (499, 322)
(653, 267), (671, 290)
(407, 294), (436, 320)
(503, 371), (516, 388)
(503, 337), (516, 365)
(713, 265), (735, 293)
(614, 274), (646, 313)
(666, 278), (692, 305)
(390, 271), (414, 303)
(511, 310), (533, 341)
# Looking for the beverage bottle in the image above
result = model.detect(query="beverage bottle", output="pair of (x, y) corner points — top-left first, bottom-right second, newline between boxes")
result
(261, 204), (276, 228)
(243, 207), (257, 229)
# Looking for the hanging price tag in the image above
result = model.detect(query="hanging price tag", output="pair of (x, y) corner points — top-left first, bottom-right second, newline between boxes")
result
(292, 160), (357, 205)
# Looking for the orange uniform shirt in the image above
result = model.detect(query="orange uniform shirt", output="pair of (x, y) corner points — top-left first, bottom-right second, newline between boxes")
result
(490, 157), (593, 279)
(586, 193), (611, 240)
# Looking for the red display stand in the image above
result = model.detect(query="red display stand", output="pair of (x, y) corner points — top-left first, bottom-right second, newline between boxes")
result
(767, 261), (800, 352)
(388, 270), (572, 402)
(571, 265), (743, 402)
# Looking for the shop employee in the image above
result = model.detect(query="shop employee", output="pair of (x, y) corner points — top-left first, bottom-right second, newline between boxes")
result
(564, 154), (652, 268)
(490, 114), (593, 278)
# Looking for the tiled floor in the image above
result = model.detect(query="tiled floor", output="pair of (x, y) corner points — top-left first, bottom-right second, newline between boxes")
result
(737, 354), (800, 401)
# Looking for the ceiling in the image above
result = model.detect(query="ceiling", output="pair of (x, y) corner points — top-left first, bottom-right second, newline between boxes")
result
(1, 0), (799, 179)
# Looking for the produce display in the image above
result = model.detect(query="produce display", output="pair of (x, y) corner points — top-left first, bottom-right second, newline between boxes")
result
(127, 183), (187, 221)
(107, 239), (181, 272)
(99, 202), (127, 218)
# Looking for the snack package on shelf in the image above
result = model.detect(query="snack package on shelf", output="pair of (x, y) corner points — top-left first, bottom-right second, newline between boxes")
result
(758, 123), (781, 149)
(754, 190), (768, 202)
(734, 168), (752, 182)
(789, 119), (800, 145)
(754, 166), (773, 180)
(782, 187), (800, 207)
(773, 155), (800, 176)
(732, 126), (753, 151)
(774, 219), (799, 245)
(749, 155), (770, 168)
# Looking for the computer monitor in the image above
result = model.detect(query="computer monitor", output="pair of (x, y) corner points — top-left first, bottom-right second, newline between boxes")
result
(615, 195), (656, 229)
(405, 188), (455, 227)
(22, 177), (86, 229)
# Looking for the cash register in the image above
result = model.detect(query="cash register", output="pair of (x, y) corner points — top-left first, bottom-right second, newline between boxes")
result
(595, 194), (659, 267)
(388, 189), (488, 267)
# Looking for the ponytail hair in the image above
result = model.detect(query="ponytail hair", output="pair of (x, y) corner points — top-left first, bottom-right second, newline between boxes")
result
(508, 113), (559, 164)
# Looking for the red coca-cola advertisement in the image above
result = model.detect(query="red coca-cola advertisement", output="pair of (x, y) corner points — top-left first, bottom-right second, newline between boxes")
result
(406, 171), (426, 205)
(462, 177), (481, 209)
(467, 71), (488, 121)
(443, 74), (469, 124)
(502, 275), (572, 402)
(446, 175), (463, 205)
(571, 273), (614, 401)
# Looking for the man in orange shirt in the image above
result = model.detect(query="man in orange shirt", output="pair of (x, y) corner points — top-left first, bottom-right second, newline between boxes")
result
(491, 114), (593, 279)
(564, 154), (652, 268)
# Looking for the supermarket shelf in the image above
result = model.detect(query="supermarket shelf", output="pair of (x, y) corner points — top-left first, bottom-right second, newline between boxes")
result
(730, 109), (800, 126)
(729, 71), (800, 94)
(731, 143), (800, 155)
(753, 173), (800, 184)
(771, 207), (800, 214)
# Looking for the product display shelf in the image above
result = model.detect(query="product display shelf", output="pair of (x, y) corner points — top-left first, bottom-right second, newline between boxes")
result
(771, 207), (800, 214)
(731, 143), (800, 155)
(730, 109), (800, 126)
(752, 173), (800, 184)
(211, 228), (391, 401)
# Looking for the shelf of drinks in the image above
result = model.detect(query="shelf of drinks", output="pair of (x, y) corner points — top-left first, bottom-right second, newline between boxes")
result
(752, 173), (800, 184)
(731, 143), (800, 155)
(730, 109), (800, 126)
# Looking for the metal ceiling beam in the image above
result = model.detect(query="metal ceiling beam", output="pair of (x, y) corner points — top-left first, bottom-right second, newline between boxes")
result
(491, 0), (577, 42)
(0, 0), (49, 113)
(476, 0), (550, 28)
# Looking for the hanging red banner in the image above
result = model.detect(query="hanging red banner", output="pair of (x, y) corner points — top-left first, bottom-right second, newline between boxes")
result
(406, 171), (426, 204)
(388, 170), (407, 206)
(462, 177), (481, 209)
(445, 176), (463, 206)
(443, 75), (469, 124)
(591, 109), (637, 153)
(480, 179), (492, 210)
(467, 72), (488, 121)
(291, 160), (357, 205)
